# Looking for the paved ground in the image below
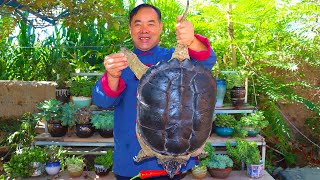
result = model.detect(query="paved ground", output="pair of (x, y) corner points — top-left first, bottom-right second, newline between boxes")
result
(26, 170), (274, 180)
(279, 167), (320, 180)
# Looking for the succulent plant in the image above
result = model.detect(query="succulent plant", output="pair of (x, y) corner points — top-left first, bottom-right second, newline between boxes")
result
(75, 107), (91, 124)
(91, 111), (114, 129)
(207, 154), (233, 169)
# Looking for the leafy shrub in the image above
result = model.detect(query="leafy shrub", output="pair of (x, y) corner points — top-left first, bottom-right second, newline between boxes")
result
(94, 149), (113, 169)
(207, 154), (233, 169)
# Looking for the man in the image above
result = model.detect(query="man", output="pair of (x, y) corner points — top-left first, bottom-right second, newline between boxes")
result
(92, 4), (216, 180)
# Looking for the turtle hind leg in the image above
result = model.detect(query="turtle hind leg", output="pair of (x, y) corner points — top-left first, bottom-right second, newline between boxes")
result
(133, 149), (151, 162)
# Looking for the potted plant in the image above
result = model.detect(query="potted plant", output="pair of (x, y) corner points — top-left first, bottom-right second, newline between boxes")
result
(60, 102), (77, 136)
(70, 77), (95, 108)
(44, 145), (66, 176)
(3, 146), (47, 178)
(207, 154), (233, 179)
(214, 114), (238, 137)
(240, 111), (268, 137)
(191, 142), (214, 179)
(54, 58), (72, 104)
(224, 70), (250, 108)
(94, 149), (113, 176)
(3, 148), (34, 178)
(226, 139), (264, 178)
(65, 155), (85, 177)
(91, 111), (114, 138)
(37, 99), (67, 137)
(29, 146), (47, 176)
(75, 107), (95, 138)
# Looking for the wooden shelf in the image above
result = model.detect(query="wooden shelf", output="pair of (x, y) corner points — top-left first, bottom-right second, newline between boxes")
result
(34, 133), (114, 146)
(34, 133), (264, 147)
(214, 103), (256, 114)
(34, 133), (266, 166)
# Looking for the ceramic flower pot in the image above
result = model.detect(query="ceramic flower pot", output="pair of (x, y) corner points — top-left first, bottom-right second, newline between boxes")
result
(75, 123), (95, 138)
(247, 163), (264, 178)
(31, 162), (44, 176)
(72, 96), (92, 108)
(215, 79), (227, 107)
(191, 165), (207, 179)
(215, 127), (234, 137)
(56, 88), (70, 104)
(47, 122), (67, 137)
(67, 164), (83, 177)
(243, 126), (260, 137)
(98, 128), (113, 138)
(230, 86), (246, 108)
(45, 161), (60, 175)
(94, 164), (110, 177)
(208, 167), (232, 179)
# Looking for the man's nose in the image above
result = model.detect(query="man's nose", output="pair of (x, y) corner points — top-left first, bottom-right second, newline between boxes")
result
(140, 25), (149, 33)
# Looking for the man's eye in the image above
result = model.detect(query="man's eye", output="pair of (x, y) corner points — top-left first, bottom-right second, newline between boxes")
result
(134, 24), (141, 27)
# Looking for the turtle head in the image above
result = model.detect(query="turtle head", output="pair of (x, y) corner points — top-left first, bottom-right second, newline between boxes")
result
(163, 160), (181, 178)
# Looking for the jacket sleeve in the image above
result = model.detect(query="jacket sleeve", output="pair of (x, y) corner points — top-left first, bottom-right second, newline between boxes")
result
(189, 34), (217, 70)
(91, 72), (126, 108)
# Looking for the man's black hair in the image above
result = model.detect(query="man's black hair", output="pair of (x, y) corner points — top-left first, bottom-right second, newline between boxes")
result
(129, 4), (162, 24)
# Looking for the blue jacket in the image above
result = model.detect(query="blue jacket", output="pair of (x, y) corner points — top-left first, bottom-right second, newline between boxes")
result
(92, 37), (216, 177)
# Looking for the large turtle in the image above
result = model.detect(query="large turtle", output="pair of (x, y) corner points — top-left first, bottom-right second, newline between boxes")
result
(120, 1), (216, 178)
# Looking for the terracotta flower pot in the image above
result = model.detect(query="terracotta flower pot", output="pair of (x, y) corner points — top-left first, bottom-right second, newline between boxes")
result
(208, 167), (232, 179)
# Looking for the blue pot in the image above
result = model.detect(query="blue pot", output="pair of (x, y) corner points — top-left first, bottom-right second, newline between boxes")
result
(72, 96), (92, 108)
(243, 127), (260, 137)
(45, 161), (60, 175)
(215, 80), (227, 107)
(215, 127), (234, 137)
(247, 130), (259, 137)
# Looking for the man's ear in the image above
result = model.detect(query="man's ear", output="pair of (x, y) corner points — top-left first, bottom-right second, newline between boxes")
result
(129, 25), (132, 35)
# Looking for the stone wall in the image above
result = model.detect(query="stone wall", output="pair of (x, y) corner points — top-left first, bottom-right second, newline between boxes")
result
(0, 81), (56, 120)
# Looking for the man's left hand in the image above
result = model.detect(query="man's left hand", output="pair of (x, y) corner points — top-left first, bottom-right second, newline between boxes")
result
(176, 15), (195, 47)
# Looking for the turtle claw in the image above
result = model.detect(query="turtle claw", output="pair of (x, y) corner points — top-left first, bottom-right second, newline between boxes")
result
(133, 150), (150, 162)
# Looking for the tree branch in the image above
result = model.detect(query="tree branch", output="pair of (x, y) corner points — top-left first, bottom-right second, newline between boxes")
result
(3, 0), (70, 26)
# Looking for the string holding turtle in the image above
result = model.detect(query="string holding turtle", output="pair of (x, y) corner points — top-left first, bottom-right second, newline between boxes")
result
(120, 0), (216, 177)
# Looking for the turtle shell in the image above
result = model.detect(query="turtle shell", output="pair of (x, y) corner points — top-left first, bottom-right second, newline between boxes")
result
(137, 58), (216, 156)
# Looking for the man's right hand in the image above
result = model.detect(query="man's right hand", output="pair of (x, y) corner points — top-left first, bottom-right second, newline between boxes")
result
(103, 53), (128, 78)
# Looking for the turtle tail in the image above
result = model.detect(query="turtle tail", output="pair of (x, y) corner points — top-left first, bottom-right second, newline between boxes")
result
(163, 160), (181, 178)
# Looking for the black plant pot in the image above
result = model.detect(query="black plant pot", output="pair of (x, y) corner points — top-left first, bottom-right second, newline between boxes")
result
(48, 122), (67, 137)
(55, 88), (70, 104)
(94, 164), (110, 177)
(230, 86), (246, 108)
(98, 129), (113, 138)
(75, 123), (95, 138)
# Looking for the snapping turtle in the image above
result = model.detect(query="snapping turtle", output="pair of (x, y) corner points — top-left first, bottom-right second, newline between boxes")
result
(120, 1), (216, 178)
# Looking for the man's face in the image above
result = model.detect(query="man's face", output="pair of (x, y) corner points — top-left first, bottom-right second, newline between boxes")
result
(129, 7), (163, 51)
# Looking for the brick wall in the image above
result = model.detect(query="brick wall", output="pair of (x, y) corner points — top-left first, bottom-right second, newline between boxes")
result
(0, 81), (56, 120)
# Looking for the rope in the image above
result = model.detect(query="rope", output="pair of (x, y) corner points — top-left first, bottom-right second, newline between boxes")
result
(0, 45), (120, 49)
(277, 102), (320, 149)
